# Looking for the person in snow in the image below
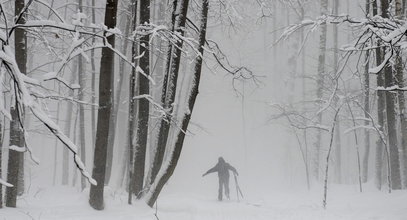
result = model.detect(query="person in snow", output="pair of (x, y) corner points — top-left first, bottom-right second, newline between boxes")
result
(202, 157), (239, 201)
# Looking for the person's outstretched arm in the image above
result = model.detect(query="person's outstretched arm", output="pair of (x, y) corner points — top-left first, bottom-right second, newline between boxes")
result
(202, 165), (218, 177)
(227, 164), (238, 176)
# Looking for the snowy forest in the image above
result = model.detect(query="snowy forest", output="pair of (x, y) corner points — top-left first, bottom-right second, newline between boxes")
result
(1, 0), (407, 219)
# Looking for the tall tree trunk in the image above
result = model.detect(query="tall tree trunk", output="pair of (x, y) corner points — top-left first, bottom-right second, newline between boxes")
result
(148, 0), (181, 186)
(381, 0), (402, 190)
(372, 0), (385, 190)
(133, 0), (150, 198)
(105, 3), (132, 186)
(314, 0), (328, 180)
(91, 0), (97, 148)
(77, 0), (87, 191)
(332, 0), (342, 184)
(89, 0), (119, 210)
(362, 0), (371, 184)
(149, 0), (178, 185)
(395, 0), (407, 188)
(62, 62), (78, 185)
(128, 0), (138, 204)
(146, 0), (206, 207)
(6, 0), (27, 207)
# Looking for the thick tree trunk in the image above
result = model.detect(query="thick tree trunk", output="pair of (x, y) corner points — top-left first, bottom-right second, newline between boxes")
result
(146, 0), (206, 207)
(381, 0), (402, 190)
(6, 0), (27, 208)
(314, 0), (328, 180)
(89, 0), (118, 210)
(133, 0), (150, 198)
(105, 3), (132, 186)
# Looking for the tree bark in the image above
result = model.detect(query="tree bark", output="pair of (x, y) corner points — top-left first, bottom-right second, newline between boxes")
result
(362, 0), (371, 184)
(133, 0), (150, 198)
(6, 0), (27, 208)
(333, 0), (342, 184)
(381, 0), (402, 190)
(90, 0), (97, 147)
(314, 0), (328, 180)
(77, 0), (87, 191)
(105, 2), (132, 186)
(89, 0), (118, 210)
(395, 0), (407, 188)
(372, 0), (385, 190)
(127, 0), (138, 204)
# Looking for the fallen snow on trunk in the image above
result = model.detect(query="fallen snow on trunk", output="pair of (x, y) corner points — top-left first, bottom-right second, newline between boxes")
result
(1, 184), (406, 220)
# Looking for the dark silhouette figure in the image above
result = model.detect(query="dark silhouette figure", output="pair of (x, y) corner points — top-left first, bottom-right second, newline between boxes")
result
(202, 157), (238, 201)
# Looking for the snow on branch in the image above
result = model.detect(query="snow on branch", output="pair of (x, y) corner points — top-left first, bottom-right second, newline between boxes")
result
(0, 178), (12, 187)
(0, 43), (96, 185)
(279, 14), (407, 75)
(376, 85), (407, 91)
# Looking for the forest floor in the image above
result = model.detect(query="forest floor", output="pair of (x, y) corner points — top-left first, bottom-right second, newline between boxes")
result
(0, 183), (406, 220)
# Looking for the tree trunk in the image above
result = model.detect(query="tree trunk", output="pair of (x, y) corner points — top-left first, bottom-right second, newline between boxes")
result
(127, 0), (138, 204)
(76, 0), (87, 191)
(362, 0), (371, 184)
(314, 0), (328, 180)
(333, 0), (342, 184)
(6, 0), (27, 207)
(381, 0), (402, 190)
(149, 0), (182, 187)
(89, 0), (119, 210)
(146, 0), (206, 207)
(105, 2), (132, 186)
(395, 0), (407, 188)
(133, 0), (150, 198)
(372, 0), (385, 190)
(91, 0), (97, 147)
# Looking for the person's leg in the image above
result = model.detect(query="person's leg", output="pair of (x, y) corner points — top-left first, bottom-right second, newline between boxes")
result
(225, 177), (230, 199)
(218, 178), (223, 201)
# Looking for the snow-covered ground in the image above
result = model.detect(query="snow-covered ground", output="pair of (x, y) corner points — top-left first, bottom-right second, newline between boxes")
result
(1, 183), (406, 220)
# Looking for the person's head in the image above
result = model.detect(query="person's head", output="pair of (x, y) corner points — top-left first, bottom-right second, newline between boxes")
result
(218, 157), (225, 164)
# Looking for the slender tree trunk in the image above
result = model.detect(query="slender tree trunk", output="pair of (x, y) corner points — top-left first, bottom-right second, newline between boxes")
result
(362, 0), (371, 183)
(62, 62), (78, 185)
(6, 0), (27, 207)
(314, 0), (328, 180)
(395, 0), (407, 188)
(332, 0), (342, 184)
(372, 0), (385, 190)
(76, 0), (87, 191)
(128, 0), (138, 204)
(133, 0), (150, 198)
(89, 0), (119, 210)
(381, 0), (402, 190)
(91, 0), (97, 147)
(146, 0), (206, 207)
